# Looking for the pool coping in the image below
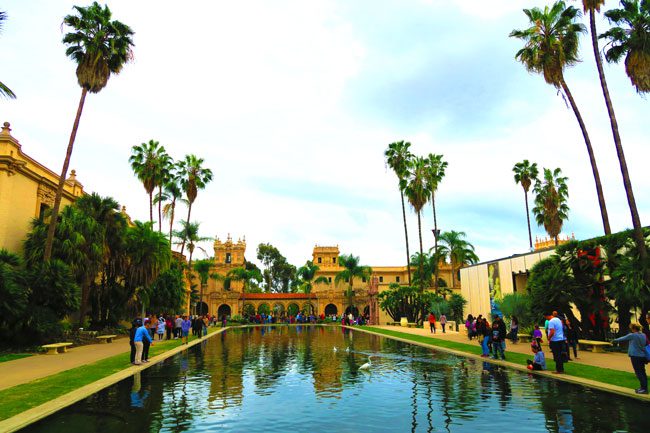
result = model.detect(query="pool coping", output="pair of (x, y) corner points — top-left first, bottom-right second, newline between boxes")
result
(351, 326), (650, 402)
(0, 327), (228, 433)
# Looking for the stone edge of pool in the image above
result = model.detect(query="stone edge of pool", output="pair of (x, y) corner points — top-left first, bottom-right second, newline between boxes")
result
(351, 325), (650, 403)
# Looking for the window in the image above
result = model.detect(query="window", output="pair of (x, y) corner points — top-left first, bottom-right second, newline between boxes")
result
(328, 277), (332, 283)
(396, 276), (400, 283)
(332, 257), (337, 264)
(362, 277), (366, 283)
(226, 253), (232, 264)
(38, 203), (49, 221)
(379, 276), (383, 283)
(317, 257), (322, 264)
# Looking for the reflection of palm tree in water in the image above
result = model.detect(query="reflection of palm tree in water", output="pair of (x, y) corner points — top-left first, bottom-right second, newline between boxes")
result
(410, 362), (418, 433)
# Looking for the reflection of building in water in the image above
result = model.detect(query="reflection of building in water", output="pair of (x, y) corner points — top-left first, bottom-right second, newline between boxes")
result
(206, 332), (244, 409)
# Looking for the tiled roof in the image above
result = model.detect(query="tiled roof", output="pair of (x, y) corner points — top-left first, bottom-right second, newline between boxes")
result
(240, 293), (316, 300)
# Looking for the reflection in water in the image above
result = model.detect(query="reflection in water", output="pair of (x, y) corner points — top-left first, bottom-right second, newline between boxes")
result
(22, 326), (650, 433)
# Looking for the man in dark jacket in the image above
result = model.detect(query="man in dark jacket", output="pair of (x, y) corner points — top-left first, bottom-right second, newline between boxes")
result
(491, 315), (507, 360)
(129, 318), (142, 365)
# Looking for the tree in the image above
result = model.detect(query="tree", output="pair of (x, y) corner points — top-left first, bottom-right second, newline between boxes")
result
(0, 11), (16, 99)
(410, 251), (449, 295)
(513, 160), (539, 250)
(447, 293), (467, 329)
(424, 153), (447, 290)
(148, 261), (186, 315)
(404, 156), (430, 290)
(600, 0), (649, 264)
(334, 254), (372, 309)
(437, 231), (479, 289)
(385, 141), (414, 285)
(532, 168), (570, 246)
(173, 220), (211, 272)
(0, 250), (28, 334)
(193, 259), (214, 314)
(297, 260), (328, 314)
(177, 155), (213, 256)
(44, 2), (134, 261)
(499, 293), (533, 326)
(378, 283), (437, 323)
(159, 177), (185, 246)
(256, 243), (296, 292)
(510, 1), (610, 236)
(228, 266), (262, 316)
(130, 140), (167, 225)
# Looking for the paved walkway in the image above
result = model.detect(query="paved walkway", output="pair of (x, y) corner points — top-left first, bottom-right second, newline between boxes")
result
(372, 325), (635, 374)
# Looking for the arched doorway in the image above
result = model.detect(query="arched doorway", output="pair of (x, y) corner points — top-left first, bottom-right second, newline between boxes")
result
(287, 303), (300, 317)
(363, 305), (370, 316)
(303, 302), (315, 314)
(195, 302), (208, 315)
(217, 304), (231, 319)
(273, 303), (285, 316)
(258, 303), (270, 315)
(242, 303), (255, 317)
(324, 304), (338, 316)
(345, 305), (359, 317)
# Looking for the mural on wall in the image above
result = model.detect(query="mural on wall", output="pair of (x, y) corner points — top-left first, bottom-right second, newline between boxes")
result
(487, 261), (502, 318)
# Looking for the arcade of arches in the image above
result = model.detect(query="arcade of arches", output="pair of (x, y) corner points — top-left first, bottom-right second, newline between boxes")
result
(190, 238), (456, 324)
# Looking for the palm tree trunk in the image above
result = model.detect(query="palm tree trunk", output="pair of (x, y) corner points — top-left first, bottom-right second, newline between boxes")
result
(554, 236), (559, 247)
(588, 10), (646, 262)
(432, 193), (439, 291)
(158, 185), (163, 233)
(180, 203), (192, 256)
(559, 78), (611, 235)
(168, 199), (176, 247)
(400, 190), (412, 285)
(149, 191), (153, 225)
(524, 189), (533, 250)
(44, 88), (88, 261)
(417, 211), (424, 292)
(78, 282), (90, 328)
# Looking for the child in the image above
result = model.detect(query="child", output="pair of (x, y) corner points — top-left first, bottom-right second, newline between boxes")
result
(533, 325), (543, 347)
(527, 343), (546, 371)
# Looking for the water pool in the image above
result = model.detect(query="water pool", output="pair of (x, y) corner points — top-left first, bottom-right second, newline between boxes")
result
(21, 326), (649, 432)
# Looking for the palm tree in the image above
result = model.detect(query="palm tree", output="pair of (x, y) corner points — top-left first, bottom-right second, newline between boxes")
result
(227, 267), (262, 316)
(437, 231), (479, 290)
(157, 180), (185, 247)
(600, 0), (649, 263)
(297, 260), (328, 314)
(532, 168), (570, 246)
(513, 160), (539, 250)
(0, 11), (16, 99)
(154, 151), (173, 233)
(193, 259), (213, 315)
(404, 156), (430, 290)
(173, 220), (211, 272)
(176, 155), (213, 256)
(44, 2), (134, 261)
(510, 1), (610, 236)
(334, 254), (372, 310)
(424, 153), (447, 290)
(385, 141), (414, 285)
(129, 140), (167, 225)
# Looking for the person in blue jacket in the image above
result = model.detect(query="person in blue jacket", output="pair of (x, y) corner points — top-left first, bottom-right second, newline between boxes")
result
(614, 323), (648, 394)
(134, 320), (152, 365)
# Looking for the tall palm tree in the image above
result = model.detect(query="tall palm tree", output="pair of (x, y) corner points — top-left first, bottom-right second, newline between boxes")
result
(510, 1), (610, 236)
(44, 2), (134, 261)
(334, 254), (372, 310)
(0, 10), (16, 99)
(173, 220), (211, 272)
(532, 168), (570, 246)
(129, 140), (167, 225)
(437, 231), (479, 289)
(404, 156), (430, 290)
(297, 260), (328, 314)
(385, 141), (414, 285)
(600, 0), (649, 263)
(176, 155), (213, 256)
(227, 267), (262, 316)
(157, 180), (185, 247)
(513, 160), (539, 250)
(424, 153), (447, 290)
(193, 259), (213, 315)
(154, 150), (173, 233)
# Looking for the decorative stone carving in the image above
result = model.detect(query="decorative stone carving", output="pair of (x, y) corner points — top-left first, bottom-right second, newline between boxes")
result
(37, 183), (56, 207)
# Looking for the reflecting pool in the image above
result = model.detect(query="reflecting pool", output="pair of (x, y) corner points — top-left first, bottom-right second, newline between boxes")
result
(22, 326), (650, 432)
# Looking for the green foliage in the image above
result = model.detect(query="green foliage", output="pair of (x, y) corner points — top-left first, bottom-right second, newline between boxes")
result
(256, 243), (297, 292)
(0, 250), (28, 336)
(379, 284), (438, 323)
(335, 254), (372, 306)
(499, 293), (533, 326)
(447, 293), (467, 325)
(148, 261), (186, 314)
(0, 10), (15, 99)
(532, 168), (570, 244)
(436, 230), (479, 288)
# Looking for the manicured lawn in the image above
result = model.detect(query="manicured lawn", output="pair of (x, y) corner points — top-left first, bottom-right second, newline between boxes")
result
(0, 330), (218, 421)
(363, 326), (639, 390)
(0, 354), (32, 363)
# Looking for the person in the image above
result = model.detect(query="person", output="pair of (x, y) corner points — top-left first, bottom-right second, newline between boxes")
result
(129, 319), (140, 365)
(527, 343), (546, 371)
(547, 311), (566, 374)
(440, 314), (447, 333)
(428, 312), (437, 334)
(492, 315), (507, 360)
(509, 316), (519, 343)
(156, 316), (165, 341)
(174, 315), (183, 339)
(533, 325), (543, 347)
(134, 319), (152, 365)
(181, 315), (192, 344)
(476, 316), (490, 357)
(202, 315), (209, 337)
(613, 323), (648, 394)
(564, 318), (578, 360)
(644, 311), (650, 341)
(465, 314), (474, 340)
(142, 320), (152, 363)
(221, 314), (227, 328)
(165, 316), (173, 340)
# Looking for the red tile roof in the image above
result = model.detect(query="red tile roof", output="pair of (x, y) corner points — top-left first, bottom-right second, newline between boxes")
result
(240, 293), (316, 300)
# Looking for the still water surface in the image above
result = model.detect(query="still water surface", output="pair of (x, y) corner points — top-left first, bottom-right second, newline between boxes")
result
(22, 326), (649, 433)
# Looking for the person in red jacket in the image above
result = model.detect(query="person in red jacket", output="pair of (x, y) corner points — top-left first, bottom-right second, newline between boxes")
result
(428, 312), (437, 334)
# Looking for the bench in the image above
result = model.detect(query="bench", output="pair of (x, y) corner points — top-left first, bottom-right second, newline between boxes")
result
(96, 334), (117, 343)
(578, 339), (612, 353)
(42, 342), (73, 355)
(518, 335), (533, 343)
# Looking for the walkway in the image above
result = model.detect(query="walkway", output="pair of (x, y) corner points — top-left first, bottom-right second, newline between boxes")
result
(372, 325), (635, 374)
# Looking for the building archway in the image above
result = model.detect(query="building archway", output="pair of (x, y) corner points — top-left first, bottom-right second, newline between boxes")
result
(363, 305), (370, 317)
(273, 303), (285, 316)
(242, 303), (256, 316)
(324, 303), (338, 316)
(287, 303), (300, 317)
(217, 304), (231, 319)
(302, 302), (315, 314)
(345, 305), (359, 317)
(258, 303), (270, 315)
(195, 302), (208, 315)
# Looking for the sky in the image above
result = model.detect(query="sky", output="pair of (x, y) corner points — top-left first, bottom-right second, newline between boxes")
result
(1, 0), (648, 268)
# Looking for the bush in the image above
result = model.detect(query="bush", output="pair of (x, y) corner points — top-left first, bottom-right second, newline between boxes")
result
(499, 293), (533, 326)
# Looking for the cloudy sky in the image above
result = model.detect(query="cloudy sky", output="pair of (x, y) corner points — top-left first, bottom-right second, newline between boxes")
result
(1, 0), (648, 268)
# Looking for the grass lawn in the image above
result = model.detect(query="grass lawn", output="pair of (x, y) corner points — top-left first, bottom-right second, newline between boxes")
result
(363, 326), (639, 390)
(0, 354), (32, 364)
(0, 329), (219, 421)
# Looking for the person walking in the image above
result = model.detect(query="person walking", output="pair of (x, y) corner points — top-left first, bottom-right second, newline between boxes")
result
(428, 312), (437, 334)
(156, 317), (165, 341)
(613, 323), (648, 394)
(174, 315), (183, 339)
(546, 311), (566, 374)
(165, 316), (173, 340)
(134, 319), (152, 365)
(181, 315), (192, 344)
(440, 314), (447, 333)
(509, 316), (519, 344)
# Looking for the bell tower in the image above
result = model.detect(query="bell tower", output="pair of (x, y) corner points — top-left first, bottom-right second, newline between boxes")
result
(213, 233), (246, 270)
